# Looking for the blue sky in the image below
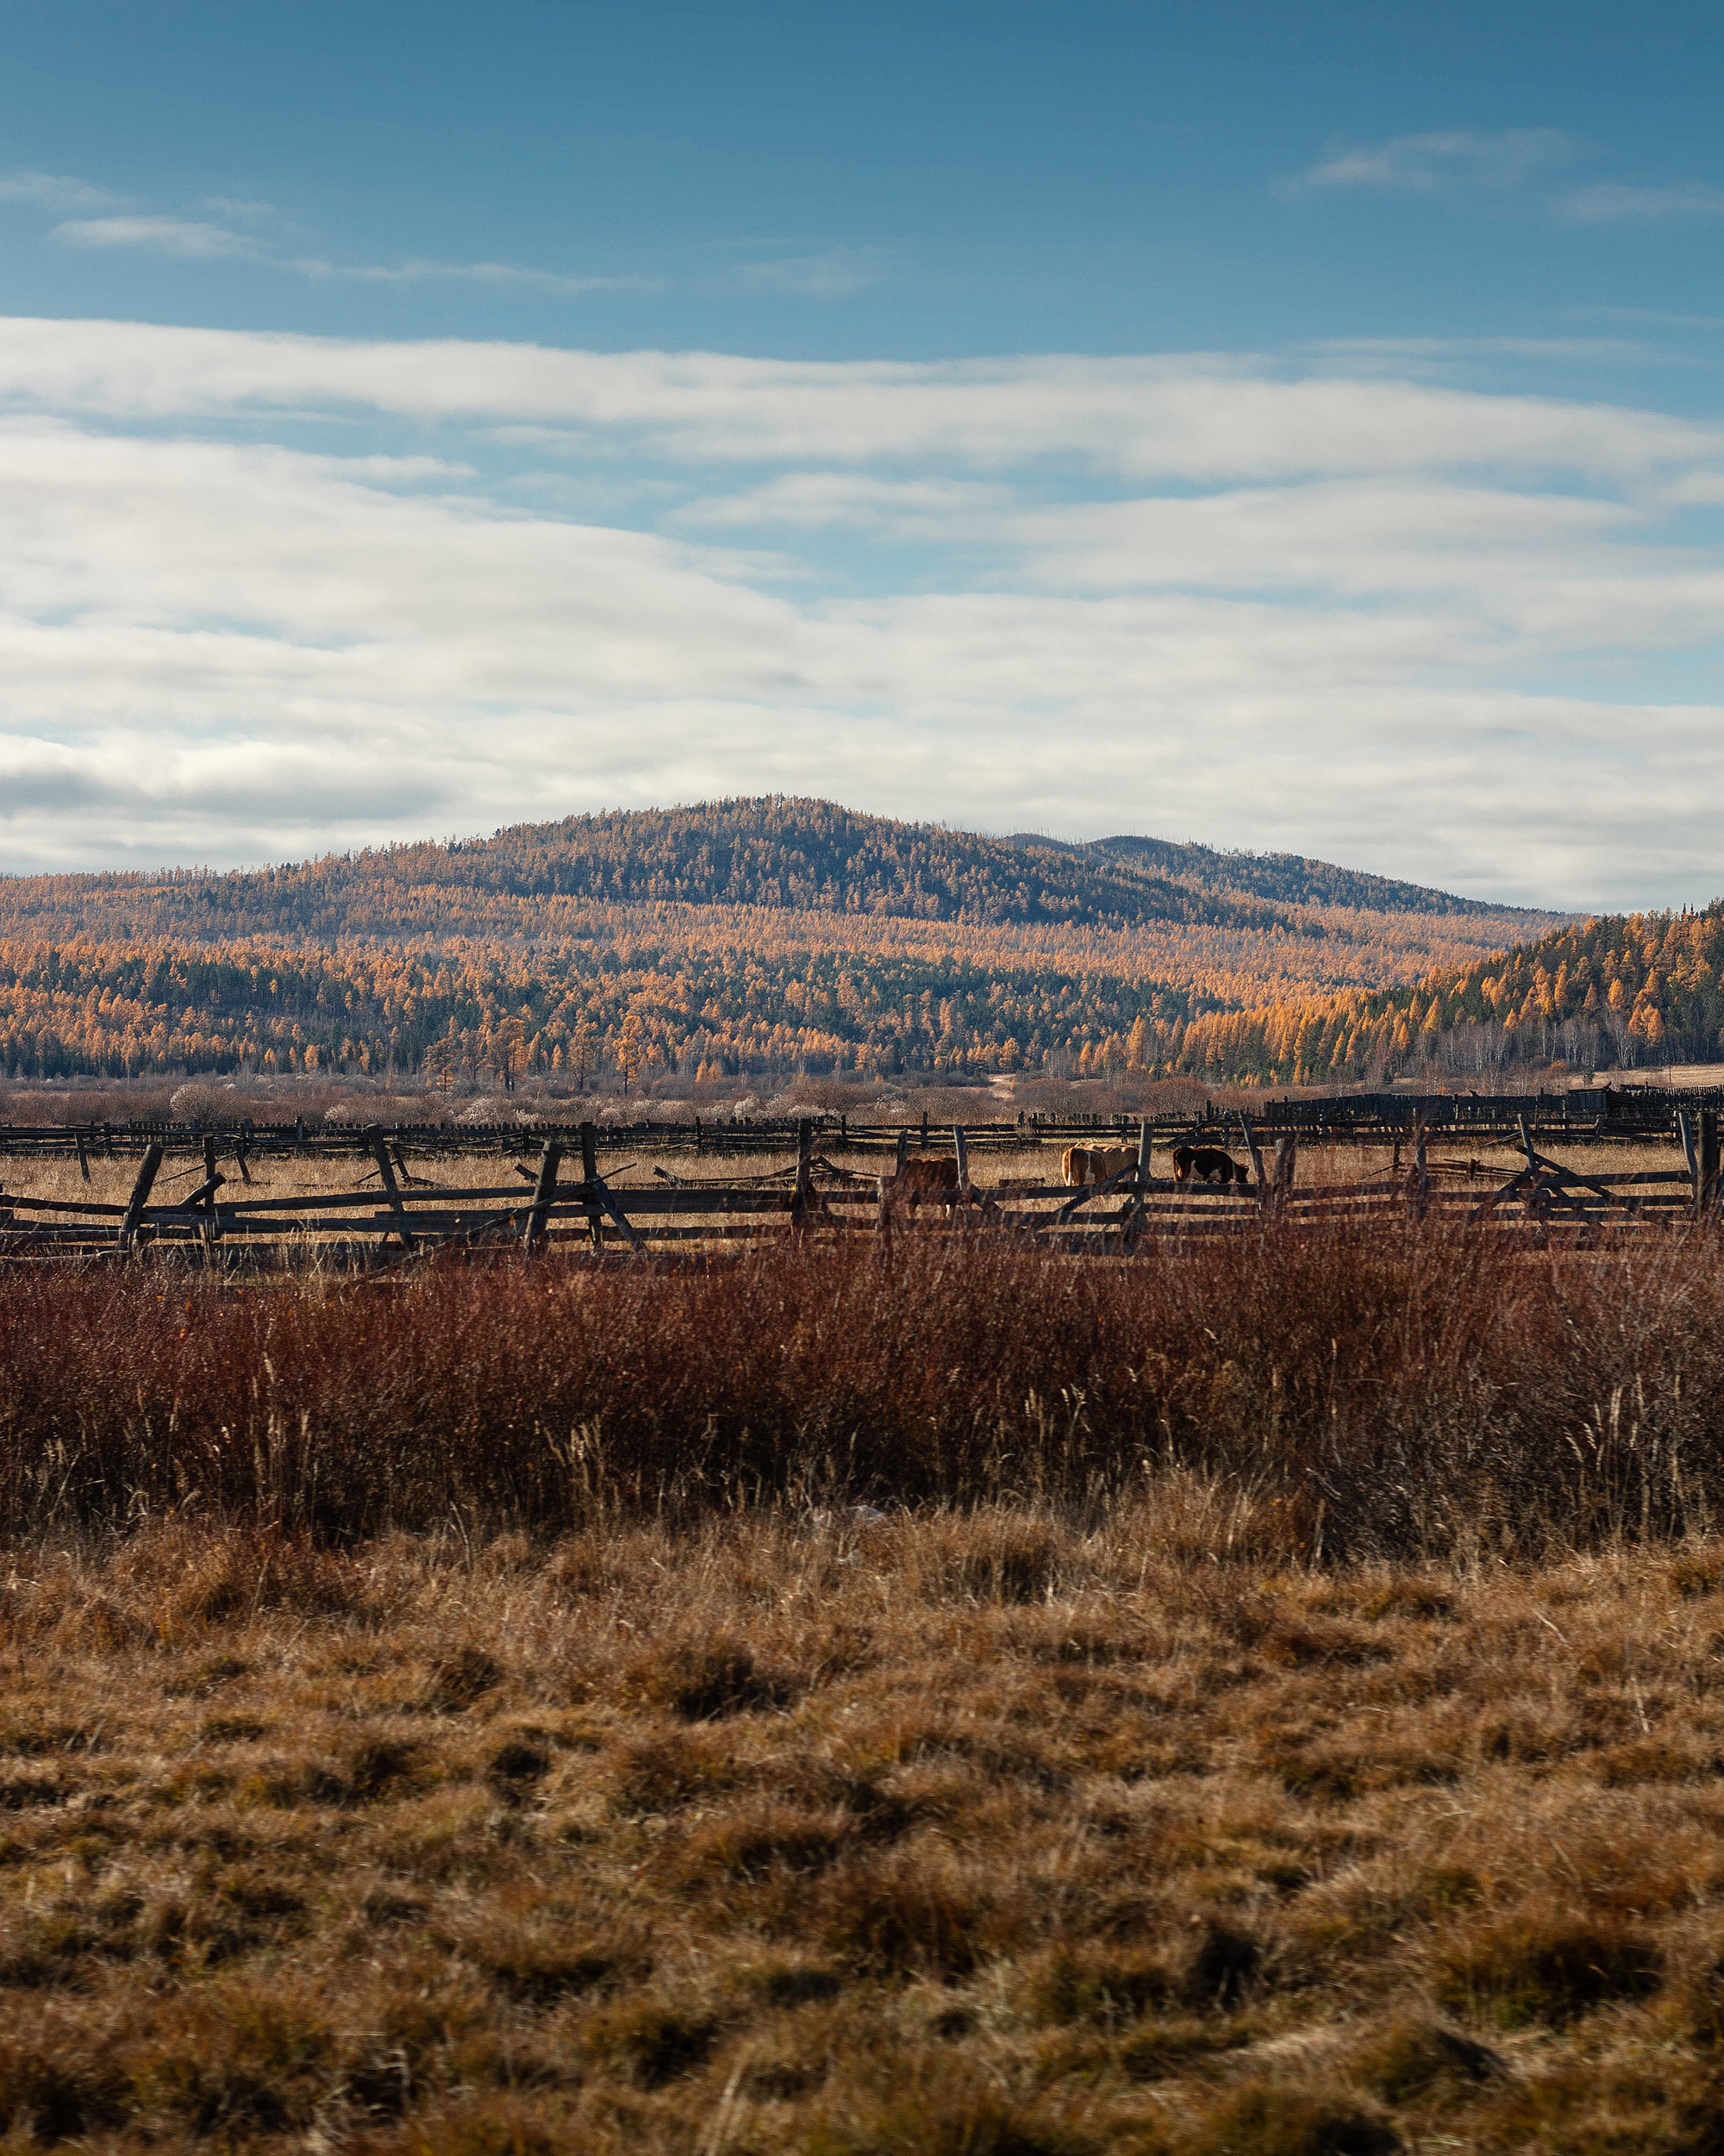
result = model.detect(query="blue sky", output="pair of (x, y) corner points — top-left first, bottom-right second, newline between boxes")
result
(2, 0), (1723, 906)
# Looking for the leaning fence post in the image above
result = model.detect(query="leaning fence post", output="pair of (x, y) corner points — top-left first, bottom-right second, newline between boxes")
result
(118, 1140), (164, 1254)
(524, 1137), (565, 1259)
(953, 1124), (969, 1191)
(368, 1128), (416, 1254)
(1413, 1109), (1429, 1222)
(74, 1128), (91, 1183)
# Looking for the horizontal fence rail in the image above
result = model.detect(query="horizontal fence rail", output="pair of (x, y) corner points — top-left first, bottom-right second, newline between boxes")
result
(2, 1110), (1719, 1271)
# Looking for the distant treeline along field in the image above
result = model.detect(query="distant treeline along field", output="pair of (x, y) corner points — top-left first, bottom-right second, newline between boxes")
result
(0, 798), (1710, 1090)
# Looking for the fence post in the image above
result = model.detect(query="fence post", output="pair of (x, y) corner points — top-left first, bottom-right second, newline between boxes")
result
(524, 1138), (565, 1259)
(953, 1124), (969, 1191)
(896, 1128), (909, 1172)
(201, 1133), (222, 1251)
(1678, 1109), (1699, 1215)
(792, 1118), (815, 1227)
(1702, 1109), (1721, 1221)
(118, 1140), (164, 1254)
(1269, 1134), (1297, 1216)
(1124, 1117), (1152, 1252)
(74, 1129), (90, 1183)
(580, 1122), (603, 1250)
(1236, 1111), (1266, 1197)
(1413, 1109), (1429, 1222)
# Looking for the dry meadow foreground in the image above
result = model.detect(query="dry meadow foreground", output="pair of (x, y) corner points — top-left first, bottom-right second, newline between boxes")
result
(4, 1229), (1724, 2149)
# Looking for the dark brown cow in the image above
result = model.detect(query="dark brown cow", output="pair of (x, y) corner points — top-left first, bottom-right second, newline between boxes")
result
(878, 1155), (961, 1213)
(1172, 1145), (1252, 1186)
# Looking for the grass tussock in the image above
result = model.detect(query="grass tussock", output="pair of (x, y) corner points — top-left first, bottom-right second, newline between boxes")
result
(0, 1515), (1713, 2147)
(3, 1222), (1724, 1555)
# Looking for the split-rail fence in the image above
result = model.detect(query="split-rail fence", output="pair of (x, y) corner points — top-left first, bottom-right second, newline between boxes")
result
(1, 1107), (1717, 1270)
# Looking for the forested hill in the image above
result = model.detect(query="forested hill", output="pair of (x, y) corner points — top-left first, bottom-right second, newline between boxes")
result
(0, 798), (1534, 945)
(1173, 905), (1724, 1086)
(1006, 832), (1524, 920)
(0, 799), (1566, 1085)
(1, 800), (1228, 941)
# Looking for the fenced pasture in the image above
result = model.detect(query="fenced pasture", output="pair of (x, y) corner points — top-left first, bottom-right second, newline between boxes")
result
(0, 1098), (1716, 1267)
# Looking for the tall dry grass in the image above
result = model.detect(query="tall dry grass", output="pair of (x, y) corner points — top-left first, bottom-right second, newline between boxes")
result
(4, 1222), (1724, 1555)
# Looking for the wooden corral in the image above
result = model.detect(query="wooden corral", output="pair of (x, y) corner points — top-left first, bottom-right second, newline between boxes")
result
(2, 1108), (1719, 1270)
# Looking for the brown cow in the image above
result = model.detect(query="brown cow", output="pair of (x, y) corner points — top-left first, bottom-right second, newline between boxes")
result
(1172, 1145), (1251, 1186)
(878, 1154), (962, 1214)
(1062, 1144), (1138, 1187)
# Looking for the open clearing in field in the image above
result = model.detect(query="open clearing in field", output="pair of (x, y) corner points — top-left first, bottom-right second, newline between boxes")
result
(3, 1512), (1724, 2153)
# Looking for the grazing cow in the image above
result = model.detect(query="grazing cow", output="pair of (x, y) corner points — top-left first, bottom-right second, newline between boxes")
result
(878, 1154), (962, 1213)
(1062, 1144), (1138, 1187)
(1172, 1145), (1252, 1186)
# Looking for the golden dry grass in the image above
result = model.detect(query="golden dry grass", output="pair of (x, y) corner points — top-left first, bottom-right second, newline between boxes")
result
(1, 1509), (1723, 2152)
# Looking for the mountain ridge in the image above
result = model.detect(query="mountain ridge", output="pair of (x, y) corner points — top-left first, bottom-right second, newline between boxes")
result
(1003, 830), (1541, 921)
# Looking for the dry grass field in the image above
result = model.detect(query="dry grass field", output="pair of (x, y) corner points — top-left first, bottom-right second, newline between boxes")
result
(4, 1515), (1724, 2153)
(3, 1216), (1724, 2149)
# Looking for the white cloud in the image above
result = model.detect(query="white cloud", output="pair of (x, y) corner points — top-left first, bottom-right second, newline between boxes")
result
(0, 171), (123, 211)
(1287, 128), (1577, 196)
(0, 321), (1717, 488)
(53, 216), (262, 259)
(737, 245), (892, 296)
(0, 321), (1722, 908)
(1555, 181), (1724, 223)
(288, 254), (662, 293)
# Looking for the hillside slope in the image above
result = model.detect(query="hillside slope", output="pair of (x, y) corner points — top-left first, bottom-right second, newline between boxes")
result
(1006, 831), (1525, 919)
(1174, 905), (1721, 1086)
(0, 799), (1566, 1086)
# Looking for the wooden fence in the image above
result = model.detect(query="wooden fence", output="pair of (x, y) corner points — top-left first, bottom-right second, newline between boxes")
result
(0, 1081), (1707, 1171)
(3, 1111), (1718, 1270)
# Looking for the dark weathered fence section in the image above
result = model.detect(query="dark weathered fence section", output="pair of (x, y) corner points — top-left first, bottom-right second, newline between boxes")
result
(0, 1081), (1708, 1170)
(1, 1110), (1716, 1270)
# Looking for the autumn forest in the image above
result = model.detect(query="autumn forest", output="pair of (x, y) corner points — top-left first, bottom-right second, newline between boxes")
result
(0, 797), (1698, 1092)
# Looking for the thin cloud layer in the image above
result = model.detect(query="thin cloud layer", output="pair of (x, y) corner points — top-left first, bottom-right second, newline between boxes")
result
(54, 216), (265, 259)
(1288, 128), (1577, 195)
(1557, 181), (1724, 223)
(0, 318), (1721, 909)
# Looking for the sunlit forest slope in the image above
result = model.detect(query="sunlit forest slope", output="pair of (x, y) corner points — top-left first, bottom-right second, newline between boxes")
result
(1192, 904), (1724, 1088)
(0, 798), (1562, 1085)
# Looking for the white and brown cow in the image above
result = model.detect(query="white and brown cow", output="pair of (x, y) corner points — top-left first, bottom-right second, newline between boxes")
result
(1061, 1144), (1138, 1187)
